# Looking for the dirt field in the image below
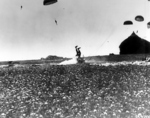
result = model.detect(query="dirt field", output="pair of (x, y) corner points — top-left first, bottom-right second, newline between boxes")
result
(0, 63), (150, 118)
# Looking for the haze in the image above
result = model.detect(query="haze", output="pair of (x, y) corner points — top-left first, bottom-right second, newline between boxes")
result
(0, 0), (149, 61)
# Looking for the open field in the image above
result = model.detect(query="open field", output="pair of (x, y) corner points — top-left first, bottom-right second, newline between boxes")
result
(85, 54), (150, 63)
(0, 59), (66, 66)
(0, 62), (150, 118)
(0, 54), (150, 66)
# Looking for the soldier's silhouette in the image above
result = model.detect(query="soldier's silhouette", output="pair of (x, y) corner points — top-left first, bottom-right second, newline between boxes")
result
(75, 46), (81, 58)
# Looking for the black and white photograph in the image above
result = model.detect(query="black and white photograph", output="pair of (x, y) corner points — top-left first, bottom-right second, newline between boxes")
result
(0, 0), (150, 118)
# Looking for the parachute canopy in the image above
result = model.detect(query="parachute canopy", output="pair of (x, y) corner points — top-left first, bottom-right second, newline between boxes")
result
(124, 20), (133, 25)
(135, 15), (144, 22)
(43, 0), (57, 5)
(147, 22), (150, 28)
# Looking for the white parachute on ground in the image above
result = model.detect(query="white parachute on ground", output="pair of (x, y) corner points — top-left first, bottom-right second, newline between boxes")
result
(59, 57), (78, 65)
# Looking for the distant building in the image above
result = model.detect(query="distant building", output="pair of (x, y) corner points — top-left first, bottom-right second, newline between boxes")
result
(109, 53), (115, 56)
(119, 32), (150, 55)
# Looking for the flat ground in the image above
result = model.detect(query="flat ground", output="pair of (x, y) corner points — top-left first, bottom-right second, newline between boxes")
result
(0, 62), (150, 118)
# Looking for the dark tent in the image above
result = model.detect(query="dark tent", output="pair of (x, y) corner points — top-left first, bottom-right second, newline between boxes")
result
(119, 32), (150, 54)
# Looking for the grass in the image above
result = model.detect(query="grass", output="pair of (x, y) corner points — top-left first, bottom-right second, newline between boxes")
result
(0, 63), (150, 118)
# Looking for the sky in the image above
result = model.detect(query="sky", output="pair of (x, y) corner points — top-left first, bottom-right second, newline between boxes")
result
(0, 0), (150, 61)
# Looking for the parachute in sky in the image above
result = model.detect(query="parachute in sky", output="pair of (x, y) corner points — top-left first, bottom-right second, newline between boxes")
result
(55, 20), (57, 25)
(147, 22), (150, 28)
(43, 0), (57, 5)
(135, 15), (144, 22)
(123, 20), (133, 25)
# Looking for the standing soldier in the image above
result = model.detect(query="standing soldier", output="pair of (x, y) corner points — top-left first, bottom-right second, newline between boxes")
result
(75, 46), (84, 63)
(77, 47), (81, 58)
(75, 46), (78, 57)
(75, 46), (81, 58)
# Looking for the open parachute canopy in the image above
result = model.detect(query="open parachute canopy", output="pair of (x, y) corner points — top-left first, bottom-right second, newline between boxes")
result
(147, 22), (150, 28)
(123, 20), (133, 25)
(135, 15), (144, 22)
(43, 0), (57, 5)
